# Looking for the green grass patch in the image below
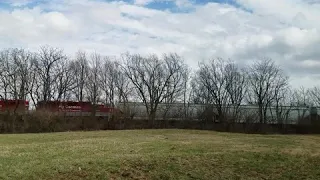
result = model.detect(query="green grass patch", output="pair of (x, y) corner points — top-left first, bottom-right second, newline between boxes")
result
(1, 130), (320, 179)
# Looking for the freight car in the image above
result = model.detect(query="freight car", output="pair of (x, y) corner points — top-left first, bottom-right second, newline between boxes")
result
(0, 99), (29, 114)
(36, 100), (119, 118)
(117, 102), (319, 124)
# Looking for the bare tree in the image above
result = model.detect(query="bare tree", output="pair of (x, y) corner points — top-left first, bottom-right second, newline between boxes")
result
(246, 58), (289, 124)
(99, 57), (133, 107)
(224, 62), (247, 122)
(0, 48), (33, 101)
(308, 86), (320, 106)
(0, 49), (11, 100)
(53, 58), (76, 101)
(190, 74), (209, 104)
(121, 53), (187, 126)
(86, 53), (102, 105)
(113, 61), (133, 119)
(29, 46), (65, 106)
(270, 87), (292, 124)
(70, 50), (89, 102)
(161, 55), (188, 120)
(11, 49), (33, 100)
(115, 66), (132, 105)
(197, 58), (229, 122)
(99, 57), (117, 106)
(29, 67), (41, 107)
(182, 67), (191, 120)
(288, 87), (314, 124)
(193, 58), (246, 124)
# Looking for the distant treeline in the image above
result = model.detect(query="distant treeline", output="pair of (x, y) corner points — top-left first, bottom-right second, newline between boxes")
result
(1, 46), (320, 127)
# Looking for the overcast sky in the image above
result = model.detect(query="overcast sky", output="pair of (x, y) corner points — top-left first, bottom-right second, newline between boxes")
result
(0, 0), (319, 88)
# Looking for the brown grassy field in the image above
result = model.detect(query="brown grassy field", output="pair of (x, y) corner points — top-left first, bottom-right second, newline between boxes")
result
(1, 129), (320, 180)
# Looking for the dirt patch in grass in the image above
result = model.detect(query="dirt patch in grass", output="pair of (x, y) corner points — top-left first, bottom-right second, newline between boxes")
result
(54, 170), (90, 180)
(112, 166), (149, 180)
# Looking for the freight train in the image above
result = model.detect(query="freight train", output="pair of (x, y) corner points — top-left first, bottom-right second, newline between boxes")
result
(0, 99), (119, 118)
(2, 99), (319, 125)
(117, 102), (320, 124)
(36, 100), (119, 117)
(0, 99), (29, 113)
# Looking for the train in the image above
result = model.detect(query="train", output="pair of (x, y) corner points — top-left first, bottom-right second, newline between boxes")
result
(0, 99), (120, 118)
(117, 102), (320, 124)
(0, 99), (29, 113)
(1, 99), (319, 125)
(36, 100), (119, 117)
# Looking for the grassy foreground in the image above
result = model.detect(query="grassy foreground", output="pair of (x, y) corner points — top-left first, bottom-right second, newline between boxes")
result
(1, 130), (320, 180)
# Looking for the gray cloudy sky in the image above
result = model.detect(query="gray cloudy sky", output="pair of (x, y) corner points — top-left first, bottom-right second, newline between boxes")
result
(0, 0), (320, 88)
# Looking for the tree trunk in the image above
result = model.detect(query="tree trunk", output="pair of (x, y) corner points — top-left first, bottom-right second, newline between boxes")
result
(148, 111), (156, 128)
(259, 106), (264, 124)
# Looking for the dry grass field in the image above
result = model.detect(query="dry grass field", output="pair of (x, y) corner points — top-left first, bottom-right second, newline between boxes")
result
(1, 129), (320, 180)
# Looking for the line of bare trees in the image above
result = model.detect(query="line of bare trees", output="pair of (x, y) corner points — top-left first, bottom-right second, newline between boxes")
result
(1, 46), (320, 124)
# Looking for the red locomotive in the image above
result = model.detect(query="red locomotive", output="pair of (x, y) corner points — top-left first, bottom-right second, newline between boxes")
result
(0, 99), (121, 119)
(36, 100), (119, 117)
(0, 99), (29, 114)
